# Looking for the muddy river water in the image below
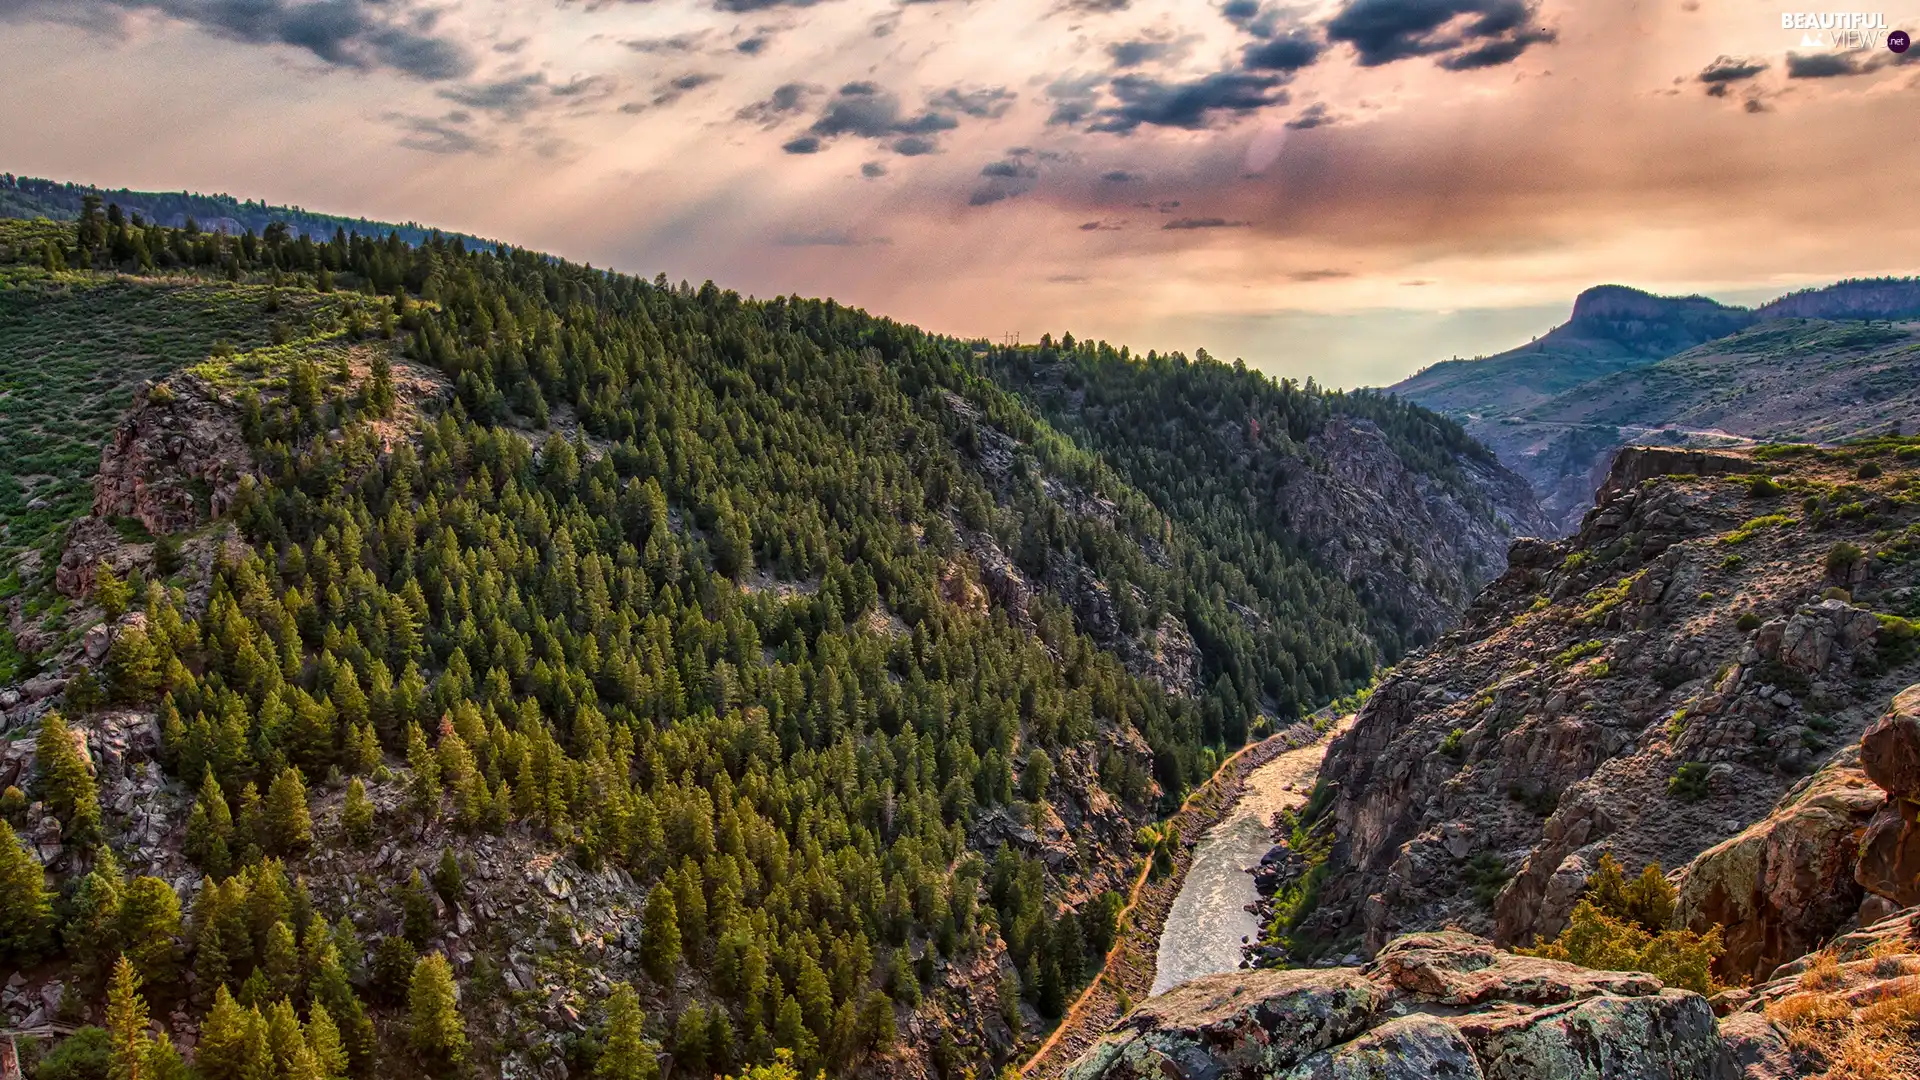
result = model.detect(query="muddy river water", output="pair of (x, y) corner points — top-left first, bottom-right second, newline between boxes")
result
(1149, 736), (1336, 996)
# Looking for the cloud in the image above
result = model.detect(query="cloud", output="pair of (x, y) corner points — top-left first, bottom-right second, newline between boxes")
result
(1782, 50), (1909, 79)
(1087, 70), (1289, 133)
(652, 72), (721, 107)
(929, 85), (1017, 118)
(862, 161), (887, 177)
(1285, 101), (1336, 129)
(1163, 216), (1247, 229)
(716, 0), (834, 11)
(1324, 0), (1554, 70)
(1078, 219), (1123, 230)
(1696, 55), (1766, 83)
(1101, 169), (1139, 181)
(782, 135), (823, 153)
(386, 111), (492, 154)
(622, 31), (709, 54)
(1241, 30), (1324, 72)
(1053, 0), (1129, 13)
(54, 0), (475, 80)
(1045, 72), (1105, 126)
(1107, 38), (1177, 66)
(737, 81), (821, 127)
(790, 80), (968, 153)
(736, 34), (771, 54)
(1289, 268), (1350, 281)
(437, 72), (619, 123)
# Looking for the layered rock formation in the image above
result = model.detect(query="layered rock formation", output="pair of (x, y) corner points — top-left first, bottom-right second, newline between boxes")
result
(1305, 444), (1920, 957)
(1064, 932), (1729, 1080)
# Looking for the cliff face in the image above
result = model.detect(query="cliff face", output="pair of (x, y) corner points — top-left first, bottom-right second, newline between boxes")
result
(1304, 442), (1920, 957)
(1277, 418), (1553, 646)
(1754, 277), (1920, 321)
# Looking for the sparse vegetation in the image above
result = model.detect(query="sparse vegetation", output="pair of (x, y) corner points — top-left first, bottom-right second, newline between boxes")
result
(1520, 853), (1723, 995)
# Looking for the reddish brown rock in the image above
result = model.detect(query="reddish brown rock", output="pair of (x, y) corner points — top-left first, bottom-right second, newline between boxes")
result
(1860, 684), (1920, 799)
(1854, 797), (1920, 908)
(1673, 748), (1883, 984)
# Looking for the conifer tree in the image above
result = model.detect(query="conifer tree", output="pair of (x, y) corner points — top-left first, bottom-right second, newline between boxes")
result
(95, 561), (131, 618)
(106, 624), (162, 704)
(400, 868), (436, 947)
(405, 723), (441, 817)
(35, 711), (103, 847)
(642, 882), (681, 983)
(407, 952), (466, 1072)
(196, 987), (262, 1080)
(186, 770), (235, 877)
(264, 767), (313, 853)
(263, 920), (301, 1001)
(68, 849), (128, 983)
(106, 956), (152, 1080)
(0, 819), (53, 964)
(117, 875), (183, 985)
(341, 778), (374, 847)
(595, 983), (659, 1080)
(305, 1002), (348, 1080)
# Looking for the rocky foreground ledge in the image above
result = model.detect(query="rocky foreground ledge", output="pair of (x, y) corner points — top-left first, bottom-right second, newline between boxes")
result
(1060, 923), (1918, 1080)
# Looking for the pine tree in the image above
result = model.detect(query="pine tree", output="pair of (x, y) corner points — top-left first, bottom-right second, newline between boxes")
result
(406, 723), (441, 817)
(106, 956), (152, 1080)
(369, 352), (397, 417)
(95, 561), (132, 618)
(407, 952), (466, 1072)
(106, 624), (162, 704)
(400, 868), (436, 947)
(0, 819), (53, 965)
(341, 779), (374, 847)
(264, 767), (313, 853)
(305, 1002), (348, 1080)
(68, 849), (128, 983)
(186, 770), (235, 877)
(117, 876), (183, 985)
(595, 983), (659, 1080)
(143, 1033), (189, 1080)
(642, 882), (680, 983)
(195, 987), (260, 1080)
(432, 848), (462, 907)
(263, 920), (301, 1001)
(35, 711), (103, 847)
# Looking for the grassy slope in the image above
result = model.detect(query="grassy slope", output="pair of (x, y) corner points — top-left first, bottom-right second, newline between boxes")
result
(0, 225), (341, 564)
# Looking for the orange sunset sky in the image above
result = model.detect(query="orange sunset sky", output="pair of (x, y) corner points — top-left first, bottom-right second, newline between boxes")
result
(2, 0), (1915, 385)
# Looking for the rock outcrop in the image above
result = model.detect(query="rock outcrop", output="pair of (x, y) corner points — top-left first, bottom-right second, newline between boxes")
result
(1675, 684), (1920, 984)
(1064, 932), (1731, 1080)
(1305, 443), (1920, 959)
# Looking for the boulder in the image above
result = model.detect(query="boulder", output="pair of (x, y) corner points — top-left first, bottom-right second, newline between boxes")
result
(1063, 968), (1387, 1080)
(1854, 797), (1920, 908)
(1279, 1015), (1483, 1080)
(1067, 931), (1734, 1080)
(1672, 747), (1884, 984)
(1859, 684), (1920, 799)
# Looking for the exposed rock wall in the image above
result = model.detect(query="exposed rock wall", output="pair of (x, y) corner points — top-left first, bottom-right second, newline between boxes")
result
(1306, 445), (1920, 958)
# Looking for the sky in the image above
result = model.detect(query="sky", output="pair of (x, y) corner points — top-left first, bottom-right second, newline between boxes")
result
(1, 0), (1917, 387)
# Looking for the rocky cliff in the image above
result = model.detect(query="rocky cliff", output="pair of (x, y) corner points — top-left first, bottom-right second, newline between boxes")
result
(1302, 441), (1920, 958)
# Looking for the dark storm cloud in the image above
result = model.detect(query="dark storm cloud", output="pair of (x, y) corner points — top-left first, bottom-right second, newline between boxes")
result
(1107, 38), (1177, 66)
(892, 135), (939, 155)
(782, 135), (823, 153)
(1324, 0), (1554, 69)
(1781, 50), (1909, 78)
(1087, 70), (1288, 133)
(40, 0), (476, 79)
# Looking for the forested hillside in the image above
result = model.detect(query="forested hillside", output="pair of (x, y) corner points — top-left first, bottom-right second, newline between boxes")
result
(0, 196), (1527, 1080)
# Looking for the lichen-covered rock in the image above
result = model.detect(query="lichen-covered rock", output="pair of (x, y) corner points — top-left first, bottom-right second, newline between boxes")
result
(1459, 991), (1730, 1080)
(1364, 932), (1661, 1007)
(1062, 969), (1387, 1080)
(1854, 796), (1920, 908)
(1278, 1015), (1483, 1080)
(1672, 747), (1883, 984)
(1065, 931), (1734, 1080)
(1713, 1013), (1795, 1080)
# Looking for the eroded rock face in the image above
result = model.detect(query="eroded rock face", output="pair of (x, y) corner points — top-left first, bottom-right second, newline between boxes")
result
(1065, 932), (1734, 1080)
(93, 375), (250, 537)
(1672, 748), (1883, 984)
(1306, 446), (1920, 958)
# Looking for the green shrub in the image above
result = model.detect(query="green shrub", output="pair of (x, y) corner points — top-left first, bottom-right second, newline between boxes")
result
(1520, 853), (1723, 994)
(1465, 850), (1510, 908)
(1439, 728), (1466, 759)
(1735, 611), (1762, 632)
(1747, 475), (1781, 497)
(1669, 762), (1711, 802)
(1553, 640), (1605, 668)
(1826, 542), (1865, 575)
(1857, 461), (1882, 480)
(33, 1027), (111, 1080)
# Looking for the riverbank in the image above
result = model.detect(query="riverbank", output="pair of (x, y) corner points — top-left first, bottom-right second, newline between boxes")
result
(1017, 719), (1335, 1079)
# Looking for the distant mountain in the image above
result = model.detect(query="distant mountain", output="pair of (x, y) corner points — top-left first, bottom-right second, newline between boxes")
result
(1391, 278), (1920, 532)
(0, 172), (498, 248)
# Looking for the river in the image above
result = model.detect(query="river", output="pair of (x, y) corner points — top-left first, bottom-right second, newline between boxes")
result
(1149, 734), (1337, 996)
